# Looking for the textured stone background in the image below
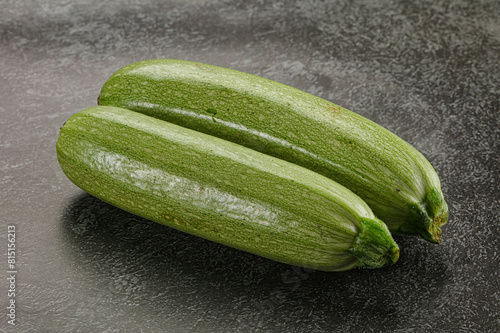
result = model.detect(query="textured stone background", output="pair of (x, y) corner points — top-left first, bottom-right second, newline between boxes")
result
(1, 0), (499, 332)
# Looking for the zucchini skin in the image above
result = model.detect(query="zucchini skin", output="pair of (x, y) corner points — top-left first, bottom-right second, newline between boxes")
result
(98, 59), (448, 243)
(56, 106), (399, 271)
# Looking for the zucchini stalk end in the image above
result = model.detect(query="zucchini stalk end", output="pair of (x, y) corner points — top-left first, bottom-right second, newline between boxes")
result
(349, 217), (400, 269)
(398, 188), (449, 243)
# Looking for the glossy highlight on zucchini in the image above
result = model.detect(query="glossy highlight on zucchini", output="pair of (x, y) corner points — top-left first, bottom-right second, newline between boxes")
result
(98, 59), (448, 243)
(56, 106), (399, 271)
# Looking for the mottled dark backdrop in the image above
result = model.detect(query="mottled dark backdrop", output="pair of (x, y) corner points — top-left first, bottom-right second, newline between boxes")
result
(1, 1), (499, 332)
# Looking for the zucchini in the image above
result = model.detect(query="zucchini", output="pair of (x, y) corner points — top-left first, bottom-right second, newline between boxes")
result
(56, 106), (399, 271)
(98, 59), (448, 243)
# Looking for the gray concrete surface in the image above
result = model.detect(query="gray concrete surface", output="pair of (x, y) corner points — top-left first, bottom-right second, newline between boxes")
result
(1, 1), (499, 332)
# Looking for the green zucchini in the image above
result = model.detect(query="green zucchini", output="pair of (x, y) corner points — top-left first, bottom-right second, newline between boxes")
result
(98, 59), (448, 243)
(56, 105), (399, 271)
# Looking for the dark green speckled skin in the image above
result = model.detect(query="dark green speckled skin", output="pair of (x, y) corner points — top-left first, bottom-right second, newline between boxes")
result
(98, 59), (448, 242)
(56, 106), (399, 271)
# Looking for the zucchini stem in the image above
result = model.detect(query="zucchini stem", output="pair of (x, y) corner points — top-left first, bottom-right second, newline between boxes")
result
(398, 188), (448, 243)
(348, 217), (400, 269)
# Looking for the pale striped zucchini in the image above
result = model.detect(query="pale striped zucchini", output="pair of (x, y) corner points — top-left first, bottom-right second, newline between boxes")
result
(56, 106), (399, 271)
(98, 59), (448, 243)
